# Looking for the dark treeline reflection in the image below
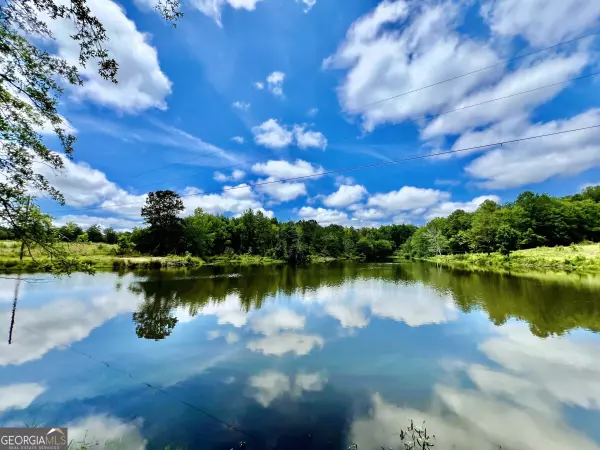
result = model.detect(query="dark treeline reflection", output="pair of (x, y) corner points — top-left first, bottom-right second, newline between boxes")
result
(127, 262), (600, 340)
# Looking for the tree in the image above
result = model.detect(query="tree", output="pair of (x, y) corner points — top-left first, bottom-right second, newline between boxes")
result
(0, 0), (181, 274)
(425, 219), (449, 256)
(183, 208), (213, 257)
(58, 222), (83, 242)
(470, 200), (501, 254)
(496, 224), (520, 257)
(141, 190), (185, 255)
(86, 224), (104, 243)
(132, 303), (178, 341)
(104, 227), (118, 244)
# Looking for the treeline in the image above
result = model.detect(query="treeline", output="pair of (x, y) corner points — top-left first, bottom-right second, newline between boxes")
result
(402, 185), (600, 258)
(2, 186), (598, 264)
(123, 191), (417, 263)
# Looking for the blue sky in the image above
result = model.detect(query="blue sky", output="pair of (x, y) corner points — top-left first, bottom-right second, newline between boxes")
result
(35, 0), (600, 230)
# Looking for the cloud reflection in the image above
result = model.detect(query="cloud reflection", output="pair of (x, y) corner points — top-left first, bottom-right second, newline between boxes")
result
(248, 370), (327, 407)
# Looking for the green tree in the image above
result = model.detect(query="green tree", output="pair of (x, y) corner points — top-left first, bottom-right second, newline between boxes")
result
(58, 222), (84, 242)
(0, 0), (181, 274)
(141, 190), (185, 255)
(183, 208), (213, 257)
(104, 227), (118, 244)
(496, 224), (520, 256)
(86, 224), (104, 243)
(470, 200), (501, 254)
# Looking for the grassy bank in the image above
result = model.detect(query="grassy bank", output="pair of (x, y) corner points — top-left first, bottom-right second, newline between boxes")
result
(424, 243), (600, 274)
(0, 241), (285, 272)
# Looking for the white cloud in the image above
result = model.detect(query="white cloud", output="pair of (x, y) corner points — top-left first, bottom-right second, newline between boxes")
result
(248, 370), (327, 407)
(422, 52), (589, 139)
(36, 155), (146, 218)
(254, 81), (265, 90)
(248, 371), (291, 407)
(53, 215), (142, 231)
(250, 309), (306, 336)
(184, 0), (263, 26)
(301, 280), (458, 328)
(297, 206), (351, 225)
(231, 136), (245, 144)
(252, 159), (324, 179)
(351, 207), (388, 221)
(181, 184), (273, 218)
(213, 169), (246, 182)
(462, 109), (600, 189)
(193, 293), (251, 327)
(0, 274), (141, 366)
(68, 415), (146, 450)
(335, 175), (355, 186)
(325, 0), (500, 131)
(307, 108), (319, 117)
(367, 186), (450, 213)
(0, 383), (46, 413)
(247, 332), (324, 357)
(207, 330), (240, 344)
(324, 184), (367, 208)
(232, 101), (250, 110)
(252, 119), (294, 149)
(481, 0), (600, 47)
(50, 0), (171, 112)
(293, 125), (328, 150)
(298, 0), (316, 13)
(424, 195), (501, 220)
(266, 71), (285, 97)
(256, 178), (307, 202)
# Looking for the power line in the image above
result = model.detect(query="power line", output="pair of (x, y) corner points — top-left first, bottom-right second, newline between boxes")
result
(115, 29), (600, 185)
(350, 29), (600, 111)
(47, 124), (600, 215)
(127, 69), (600, 192)
(4, 321), (263, 444)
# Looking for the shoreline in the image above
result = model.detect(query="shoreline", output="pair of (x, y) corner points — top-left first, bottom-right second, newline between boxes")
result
(420, 243), (600, 275)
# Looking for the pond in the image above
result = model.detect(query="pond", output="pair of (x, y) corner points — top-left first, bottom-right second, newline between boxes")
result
(1, 262), (600, 450)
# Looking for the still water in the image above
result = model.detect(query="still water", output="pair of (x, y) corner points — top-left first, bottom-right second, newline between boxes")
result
(1, 262), (600, 449)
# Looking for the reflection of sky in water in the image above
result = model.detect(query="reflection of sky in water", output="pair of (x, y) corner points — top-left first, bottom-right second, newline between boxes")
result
(0, 266), (599, 449)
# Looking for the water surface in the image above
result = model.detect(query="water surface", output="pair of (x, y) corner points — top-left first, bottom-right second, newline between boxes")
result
(1, 262), (600, 449)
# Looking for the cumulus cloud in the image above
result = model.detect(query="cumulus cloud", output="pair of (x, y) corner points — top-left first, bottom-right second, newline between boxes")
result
(193, 293), (252, 327)
(68, 415), (146, 450)
(301, 280), (458, 328)
(424, 195), (501, 220)
(325, 0), (500, 131)
(256, 178), (308, 202)
(422, 52), (589, 139)
(481, 0), (600, 47)
(252, 159), (324, 179)
(247, 332), (324, 357)
(248, 370), (327, 407)
(367, 186), (450, 213)
(461, 109), (600, 189)
(293, 125), (328, 150)
(0, 383), (46, 413)
(253, 81), (265, 90)
(252, 119), (294, 149)
(232, 101), (250, 110)
(181, 184), (273, 217)
(213, 169), (246, 182)
(35, 155), (146, 218)
(53, 215), (142, 231)
(297, 206), (351, 226)
(50, 0), (171, 112)
(252, 120), (328, 150)
(323, 184), (367, 208)
(231, 136), (245, 144)
(250, 309), (306, 336)
(266, 71), (285, 97)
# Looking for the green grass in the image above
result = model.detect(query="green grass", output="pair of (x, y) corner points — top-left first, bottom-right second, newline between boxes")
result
(426, 243), (600, 274)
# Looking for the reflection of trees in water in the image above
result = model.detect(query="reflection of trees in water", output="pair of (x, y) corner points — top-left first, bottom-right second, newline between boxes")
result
(128, 262), (600, 340)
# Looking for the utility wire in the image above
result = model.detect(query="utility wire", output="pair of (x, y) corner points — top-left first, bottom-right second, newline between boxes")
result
(47, 124), (600, 215)
(128, 69), (600, 192)
(116, 30), (600, 184)
(4, 321), (263, 444)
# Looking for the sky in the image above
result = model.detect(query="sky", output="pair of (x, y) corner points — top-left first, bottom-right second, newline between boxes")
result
(33, 0), (600, 230)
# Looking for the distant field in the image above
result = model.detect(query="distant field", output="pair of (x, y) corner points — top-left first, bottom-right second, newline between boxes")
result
(427, 243), (600, 274)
